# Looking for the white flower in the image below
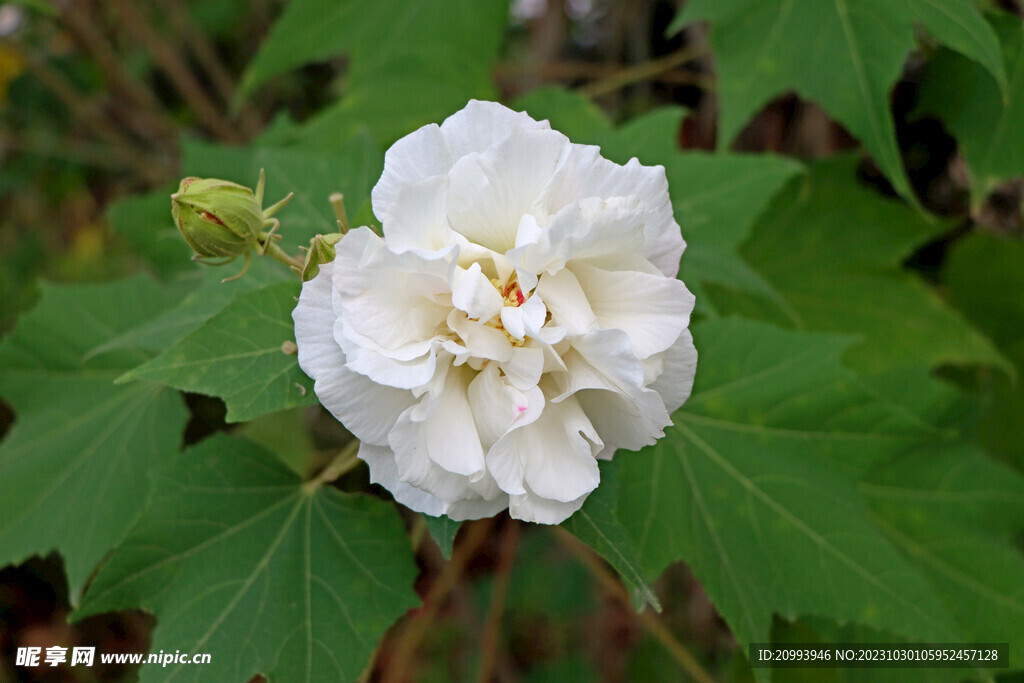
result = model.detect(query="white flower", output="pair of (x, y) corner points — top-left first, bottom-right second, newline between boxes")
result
(293, 100), (696, 524)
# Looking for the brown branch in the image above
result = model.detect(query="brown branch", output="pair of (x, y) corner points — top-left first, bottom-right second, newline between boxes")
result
(381, 518), (495, 683)
(578, 45), (712, 98)
(554, 528), (717, 683)
(154, 0), (262, 136)
(108, 0), (242, 142)
(21, 53), (168, 181)
(55, 0), (177, 140)
(476, 520), (520, 683)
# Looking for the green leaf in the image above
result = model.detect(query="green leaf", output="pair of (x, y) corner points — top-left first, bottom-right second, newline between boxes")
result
(511, 90), (802, 314)
(720, 156), (1010, 374)
(120, 282), (314, 423)
(562, 460), (660, 611)
(76, 435), (420, 683)
(918, 14), (1024, 202)
(946, 233), (1024, 362)
(87, 260), (290, 359)
(182, 134), (382, 250)
(0, 277), (188, 598)
(245, 0), (509, 146)
(616, 318), (965, 654)
(945, 232), (1024, 471)
(242, 0), (506, 96)
(672, 0), (1006, 202)
(423, 514), (460, 561)
(862, 442), (1024, 667)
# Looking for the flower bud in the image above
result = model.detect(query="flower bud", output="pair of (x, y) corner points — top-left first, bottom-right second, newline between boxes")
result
(171, 177), (265, 260)
(300, 232), (344, 282)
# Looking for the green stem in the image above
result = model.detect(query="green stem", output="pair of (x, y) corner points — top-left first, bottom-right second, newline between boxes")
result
(304, 439), (361, 493)
(263, 240), (304, 273)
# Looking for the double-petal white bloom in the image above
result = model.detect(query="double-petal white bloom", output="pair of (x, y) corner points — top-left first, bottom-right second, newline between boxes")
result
(294, 100), (696, 524)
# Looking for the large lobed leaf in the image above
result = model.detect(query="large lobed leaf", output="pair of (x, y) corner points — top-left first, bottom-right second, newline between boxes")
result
(616, 318), (969, 658)
(120, 282), (315, 423)
(77, 435), (420, 683)
(672, 0), (1006, 202)
(0, 277), (188, 598)
(243, 0), (510, 147)
(717, 156), (1010, 374)
(862, 442), (1024, 666)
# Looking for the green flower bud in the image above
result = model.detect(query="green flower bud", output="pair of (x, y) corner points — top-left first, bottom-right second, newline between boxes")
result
(171, 176), (265, 261)
(300, 232), (344, 282)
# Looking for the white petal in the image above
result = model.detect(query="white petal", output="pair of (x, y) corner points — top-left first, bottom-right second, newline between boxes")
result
(536, 145), (684, 276)
(468, 363), (544, 449)
(499, 294), (546, 341)
(362, 443), (508, 520)
(566, 328), (645, 396)
(337, 330), (439, 391)
(509, 488), (588, 525)
(389, 365), (486, 480)
(380, 175), (454, 253)
(440, 99), (549, 160)
(499, 344), (545, 390)
(576, 387), (672, 452)
(333, 227), (455, 352)
(533, 268), (596, 337)
(650, 328), (697, 413)
(447, 309), (513, 362)
(571, 262), (695, 359)
(452, 262), (503, 321)
(509, 196), (648, 279)
(372, 123), (452, 223)
(487, 393), (601, 503)
(446, 495), (510, 521)
(360, 442), (448, 516)
(447, 127), (571, 253)
(293, 263), (414, 445)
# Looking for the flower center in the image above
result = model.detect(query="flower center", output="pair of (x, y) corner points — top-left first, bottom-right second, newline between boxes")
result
(492, 277), (526, 308)
(483, 276), (527, 347)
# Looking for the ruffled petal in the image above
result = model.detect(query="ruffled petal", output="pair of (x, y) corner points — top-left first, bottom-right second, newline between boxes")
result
(533, 268), (596, 337)
(379, 175), (454, 253)
(447, 127), (571, 253)
(468, 363), (545, 450)
(293, 263), (414, 445)
(447, 310), (513, 362)
(372, 123), (452, 223)
(509, 487), (588, 525)
(487, 392), (601, 503)
(439, 99), (549, 160)
(576, 387), (672, 452)
(571, 262), (695, 359)
(536, 145), (684, 276)
(509, 196), (648, 284)
(389, 365), (487, 481)
(650, 328), (697, 413)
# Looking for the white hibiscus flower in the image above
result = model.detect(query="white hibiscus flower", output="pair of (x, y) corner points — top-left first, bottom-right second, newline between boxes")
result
(293, 100), (696, 524)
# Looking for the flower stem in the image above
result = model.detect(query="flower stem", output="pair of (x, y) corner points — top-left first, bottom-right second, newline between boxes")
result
(263, 240), (305, 273)
(476, 520), (520, 682)
(381, 518), (496, 682)
(304, 439), (361, 492)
